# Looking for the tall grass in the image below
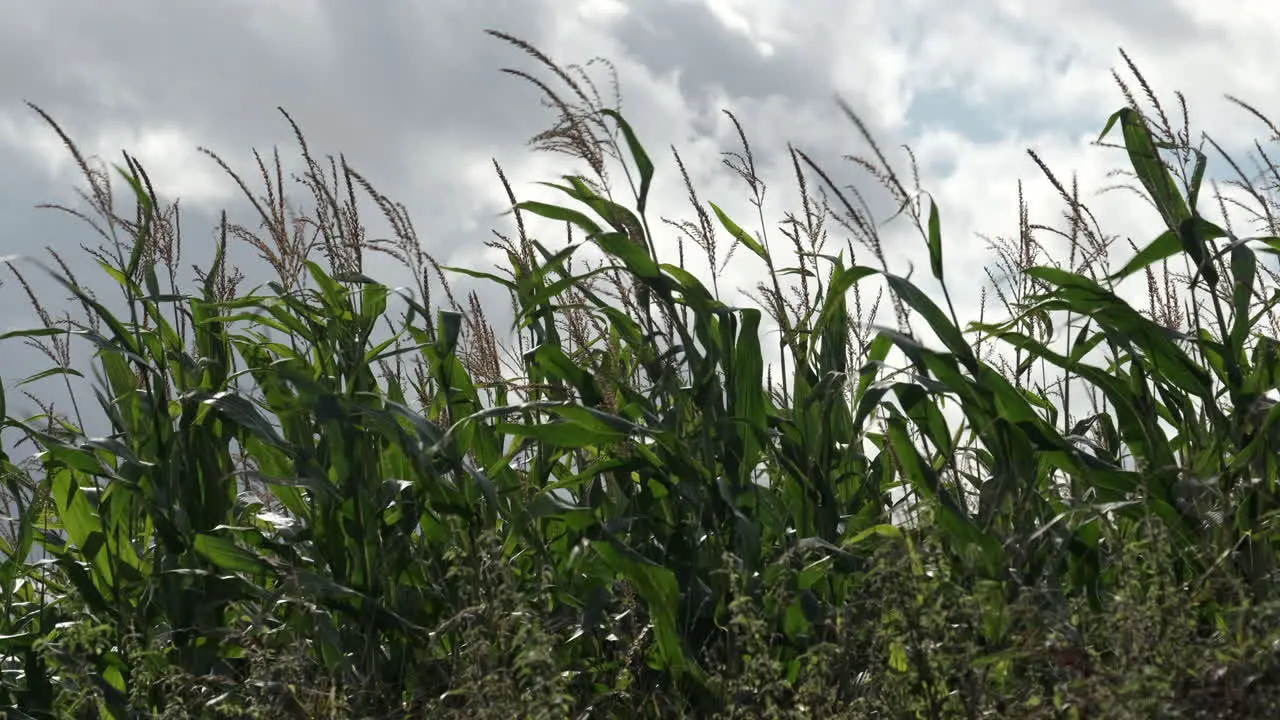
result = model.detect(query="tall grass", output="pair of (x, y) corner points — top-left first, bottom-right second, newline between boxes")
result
(1, 33), (1279, 718)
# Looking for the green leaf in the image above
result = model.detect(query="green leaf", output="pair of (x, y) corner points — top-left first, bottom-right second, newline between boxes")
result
(440, 265), (518, 291)
(15, 366), (86, 386)
(1188, 147), (1208, 210)
(1177, 215), (1220, 288)
(358, 281), (389, 330)
(889, 641), (909, 673)
(203, 391), (288, 448)
(926, 196), (944, 282)
(0, 326), (70, 342)
(594, 231), (661, 280)
(842, 523), (904, 548)
(816, 265), (878, 335)
(496, 420), (625, 448)
(708, 202), (769, 262)
(516, 200), (605, 237)
(601, 109), (655, 214)
(1099, 107), (1191, 231)
(436, 310), (464, 358)
(1229, 241), (1258, 359)
(48, 467), (113, 588)
(592, 540), (703, 682)
(882, 272), (976, 367)
(550, 176), (648, 245)
(528, 492), (597, 532)
(192, 533), (275, 576)
(1109, 227), (1181, 282)
(1023, 267), (1211, 399)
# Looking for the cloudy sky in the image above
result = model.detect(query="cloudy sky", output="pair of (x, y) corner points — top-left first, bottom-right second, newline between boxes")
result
(2, 0), (1279, 437)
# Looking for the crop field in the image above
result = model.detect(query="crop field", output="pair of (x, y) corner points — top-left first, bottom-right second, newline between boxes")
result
(1, 31), (1280, 719)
